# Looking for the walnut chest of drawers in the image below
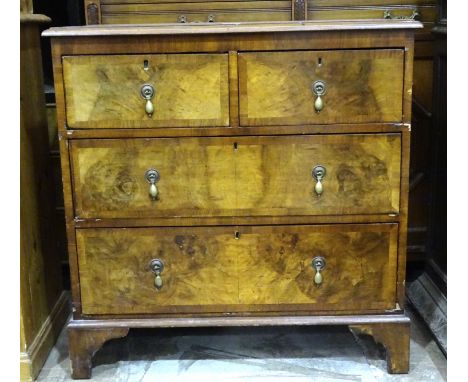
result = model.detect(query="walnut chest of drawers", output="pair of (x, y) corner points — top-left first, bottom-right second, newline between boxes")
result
(43, 20), (421, 379)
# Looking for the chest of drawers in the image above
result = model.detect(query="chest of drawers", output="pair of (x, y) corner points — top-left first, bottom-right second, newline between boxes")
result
(43, 20), (421, 379)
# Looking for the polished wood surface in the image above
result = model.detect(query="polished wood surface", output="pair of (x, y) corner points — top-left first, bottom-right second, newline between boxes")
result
(45, 21), (416, 378)
(68, 327), (129, 379)
(239, 49), (404, 125)
(67, 314), (409, 378)
(20, 14), (68, 382)
(99, 1), (292, 24)
(70, 134), (401, 219)
(82, 0), (435, 33)
(77, 224), (397, 315)
(45, 22), (416, 319)
(63, 54), (229, 128)
(43, 19), (422, 37)
(307, 6), (435, 38)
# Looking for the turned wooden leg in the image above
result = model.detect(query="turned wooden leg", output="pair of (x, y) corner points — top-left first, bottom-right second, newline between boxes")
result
(68, 326), (129, 379)
(349, 321), (410, 374)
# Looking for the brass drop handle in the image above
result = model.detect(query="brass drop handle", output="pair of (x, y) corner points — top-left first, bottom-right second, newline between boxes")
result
(311, 256), (326, 286)
(383, 9), (420, 20)
(149, 259), (164, 290)
(312, 80), (327, 113)
(312, 165), (326, 196)
(141, 84), (155, 117)
(145, 169), (160, 201)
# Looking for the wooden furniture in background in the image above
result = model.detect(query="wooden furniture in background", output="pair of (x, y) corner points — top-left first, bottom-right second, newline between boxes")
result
(20, 3), (70, 381)
(44, 20), (420, 378)
(407, 0), (446, 354)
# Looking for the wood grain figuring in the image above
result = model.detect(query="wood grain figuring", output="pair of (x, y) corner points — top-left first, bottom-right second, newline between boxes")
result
(234, 134), (401, 216)
(71, 137), (236, 218)
(237, 224), (398, 307)
(70, 134), (401, 219)
(239, 49), (404, 126)
(63, 54), (229, 128)
(76, 224), (397, 315)
(76, 227), (239, 314)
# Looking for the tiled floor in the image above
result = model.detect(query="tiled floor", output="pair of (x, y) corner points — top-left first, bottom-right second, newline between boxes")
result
(37, 306), (446, 382)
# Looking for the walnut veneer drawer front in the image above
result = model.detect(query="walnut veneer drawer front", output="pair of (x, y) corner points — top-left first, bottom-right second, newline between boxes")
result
(62, 54), (229, 128)
(239, 49), (404, 126)
(70, 134), (401, 219)
(77, 224), (398, 315)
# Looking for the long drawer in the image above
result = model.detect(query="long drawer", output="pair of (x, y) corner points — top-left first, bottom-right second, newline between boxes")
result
(307, 1), (436, 40)
(70, 134), (401, 219)
(77, 224), (398, 315)
(238, 49), (404, 126)
(63, 53), (229, 128)
(99, 1), (292, 24)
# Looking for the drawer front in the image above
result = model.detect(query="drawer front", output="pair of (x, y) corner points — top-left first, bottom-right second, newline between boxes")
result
(238, 49), (404, 126)
(63, 54), (229, 128)
(101, 11), (291, 24)
(71, 134), (401, 218)
(100, 1), (292, 24)
(77, 224), (398, 315)
(71, 134), (401, 219)
(307, 1), (437, 40)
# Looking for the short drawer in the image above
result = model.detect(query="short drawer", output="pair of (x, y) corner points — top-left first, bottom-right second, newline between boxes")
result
(62, 54), (229, 128)
(238, 49), (404, 126)
(77, 224), (398, 315)
(70, 134), (401, 219)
